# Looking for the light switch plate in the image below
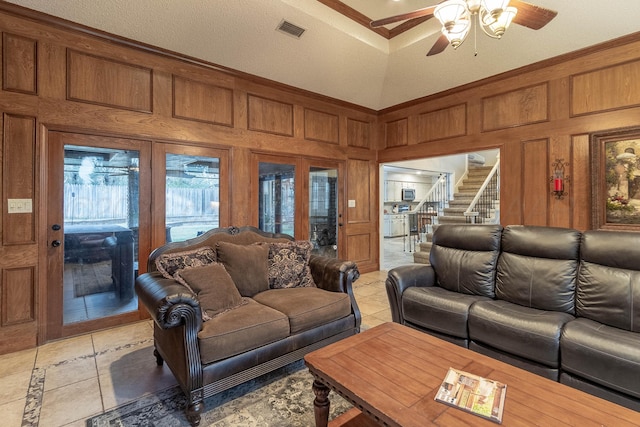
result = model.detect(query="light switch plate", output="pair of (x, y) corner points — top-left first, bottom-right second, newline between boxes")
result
(8, 199), (33, 213)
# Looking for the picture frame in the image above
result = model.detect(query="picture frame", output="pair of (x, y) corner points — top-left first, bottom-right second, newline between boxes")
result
(591, 127), (640, 230)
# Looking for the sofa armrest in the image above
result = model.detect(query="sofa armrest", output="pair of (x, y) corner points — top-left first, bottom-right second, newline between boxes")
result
(135, 271), (203, 331)
(386, 264), (436, 323)
(309, 255), (361, 330)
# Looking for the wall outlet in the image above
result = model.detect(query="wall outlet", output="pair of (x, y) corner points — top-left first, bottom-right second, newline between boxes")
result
(8, 199), (33, 213)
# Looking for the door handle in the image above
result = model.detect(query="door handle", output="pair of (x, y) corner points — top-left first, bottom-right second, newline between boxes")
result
(51, 240), (61, 247)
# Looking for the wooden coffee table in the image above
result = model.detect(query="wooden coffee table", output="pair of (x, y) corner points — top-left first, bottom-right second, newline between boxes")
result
(304, 322), (640, 426)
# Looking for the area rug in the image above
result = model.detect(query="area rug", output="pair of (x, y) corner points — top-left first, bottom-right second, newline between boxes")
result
(70, 261), (115, 297)
(86, 360), (352, 426)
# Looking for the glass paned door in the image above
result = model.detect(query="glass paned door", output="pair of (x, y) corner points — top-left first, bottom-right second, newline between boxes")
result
(309, 166), (339, 258)
(62, 145), (139, 325)
(165, 154), (220, 242)
(258, 162), (295, 235)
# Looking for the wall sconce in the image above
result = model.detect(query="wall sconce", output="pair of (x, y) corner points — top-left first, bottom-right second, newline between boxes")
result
(550, 158), (570, 200)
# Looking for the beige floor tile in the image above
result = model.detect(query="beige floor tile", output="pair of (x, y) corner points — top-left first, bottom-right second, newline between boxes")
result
(357, 299), (391, 316)
(0, 348), (36, 378)
(91, 320), (153, 354)
(0, 397), (26, 427)
(44, 356), (97, 392)
(363, 316), (388, 329)
(94, 341), (156, 375)
(99, 353), (177, 409)
(357, 271), (388, 283)
(38, 377), (102, 427)
(0, 369), (32, 405)
(358, 293), (389, 306)
(35, 335), (94, 368)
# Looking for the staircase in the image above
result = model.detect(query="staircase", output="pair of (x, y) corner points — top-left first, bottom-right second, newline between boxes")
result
(413, 164), (499, 264)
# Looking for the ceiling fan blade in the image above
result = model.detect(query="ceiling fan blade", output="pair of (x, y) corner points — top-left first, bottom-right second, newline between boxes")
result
(510, 0), (557, 30)
(371, 5), (437, 28)
(427, 33), (449, 57)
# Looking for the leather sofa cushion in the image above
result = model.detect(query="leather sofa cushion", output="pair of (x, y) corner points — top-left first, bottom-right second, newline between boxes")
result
(561, 318), (640, 399)
(469, 300), (574, 368)
(430, 224), (503, 297)
(215, 241), (270, 297)
(198, 298), (289, 364)
(402, 286), (491, 340)
(577, 230), (640, 332)
(496, 226), (580, 314)
(253, 287), (351, 334)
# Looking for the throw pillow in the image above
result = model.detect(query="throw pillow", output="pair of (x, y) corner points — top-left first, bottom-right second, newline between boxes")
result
(155, 246), (216, 279)
(175, 263), (246, 321)
(268, 240), (316, 289)
(215, 241), (270, 297)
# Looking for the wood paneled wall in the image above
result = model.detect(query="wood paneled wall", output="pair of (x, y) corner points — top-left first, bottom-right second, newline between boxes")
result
(0, 4), (377, 353)
(379, 32), (640, 230)
(0, 2), (639, 353)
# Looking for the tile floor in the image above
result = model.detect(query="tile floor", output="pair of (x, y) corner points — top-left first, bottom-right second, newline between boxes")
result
(0, 267), (407, 427)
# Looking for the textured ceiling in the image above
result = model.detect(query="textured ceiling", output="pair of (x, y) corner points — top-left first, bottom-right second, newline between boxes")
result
(4, 0), (640, 110)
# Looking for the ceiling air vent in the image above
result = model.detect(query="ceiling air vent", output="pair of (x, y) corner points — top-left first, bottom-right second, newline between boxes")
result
(276, 20), (306, 38)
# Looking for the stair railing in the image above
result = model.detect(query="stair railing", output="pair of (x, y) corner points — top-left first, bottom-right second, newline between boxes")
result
(403, 174), (449, 252)
(464, 159), (500, 224)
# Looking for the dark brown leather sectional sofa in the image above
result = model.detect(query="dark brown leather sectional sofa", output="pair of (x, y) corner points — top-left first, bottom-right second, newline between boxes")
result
(135, 226), (361, 425)
(386, 224), (640, 412)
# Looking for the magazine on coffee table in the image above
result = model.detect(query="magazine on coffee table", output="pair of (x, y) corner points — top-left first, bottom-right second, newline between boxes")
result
(434, 367), (507, 424)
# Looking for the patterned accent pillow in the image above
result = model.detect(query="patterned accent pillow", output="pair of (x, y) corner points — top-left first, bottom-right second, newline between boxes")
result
(155, 246), (216, 279)
(268, 240), (316, 289)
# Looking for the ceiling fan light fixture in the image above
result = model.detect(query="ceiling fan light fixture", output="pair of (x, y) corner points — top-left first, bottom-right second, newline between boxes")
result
(443, 18), (471, 48)
(434, 0), (468, 29)
(487, 6), (517, 37)
(480, 0), (511, 23)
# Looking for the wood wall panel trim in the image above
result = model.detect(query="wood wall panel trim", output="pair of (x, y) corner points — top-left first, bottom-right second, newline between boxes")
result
(347, 158), (371, 223)
(2, 113), (35, 245)
(1, 266), (35, 326)
(66, 49), (153, 113)
(346, 118), (370, 148)
(570, 59), (640, 117)
(346, 233), (371, 263)
(304, 108), (339, 144)
(482, 83), (549, 132)
(172, 75), (233, 127)
(522, 138), (549, 225)
(247, 94), (294, 136)
(417, 103), (467, 143)
(2, 32), (37, 94)
(385, 118), (408, 147)
(571, 134), (591, 230)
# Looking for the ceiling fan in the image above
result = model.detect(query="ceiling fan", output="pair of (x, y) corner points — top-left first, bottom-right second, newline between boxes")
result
(371, 0), (557, 56)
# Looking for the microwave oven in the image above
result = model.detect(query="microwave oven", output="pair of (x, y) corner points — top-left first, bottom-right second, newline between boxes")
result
(401, 188), (415, 201)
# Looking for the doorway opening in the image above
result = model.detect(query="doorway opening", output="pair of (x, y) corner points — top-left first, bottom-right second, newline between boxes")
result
(380, 149), (500, 271)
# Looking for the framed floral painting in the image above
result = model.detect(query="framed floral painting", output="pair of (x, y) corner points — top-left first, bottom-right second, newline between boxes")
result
(591, 127), (640, 230)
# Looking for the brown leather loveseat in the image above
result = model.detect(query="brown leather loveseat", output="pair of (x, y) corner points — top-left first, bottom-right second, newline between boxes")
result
(386, 224), (640, 412)
(135, 226), (361, 425)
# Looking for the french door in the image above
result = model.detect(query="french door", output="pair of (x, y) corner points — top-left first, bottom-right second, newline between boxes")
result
(253, 154), (344, 258)
(46, 131), (151, 340)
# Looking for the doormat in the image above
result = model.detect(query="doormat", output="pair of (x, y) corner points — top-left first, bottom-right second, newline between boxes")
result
(70, 261), (115, 298)
(85, 360), (351, 426)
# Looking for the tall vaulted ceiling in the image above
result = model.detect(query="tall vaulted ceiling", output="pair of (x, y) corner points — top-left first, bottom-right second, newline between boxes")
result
(5, 0), (640, 110)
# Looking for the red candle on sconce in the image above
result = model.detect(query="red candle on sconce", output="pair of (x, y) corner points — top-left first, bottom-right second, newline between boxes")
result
(551, 159), (569, 199)
(554, 176), (563, 192)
